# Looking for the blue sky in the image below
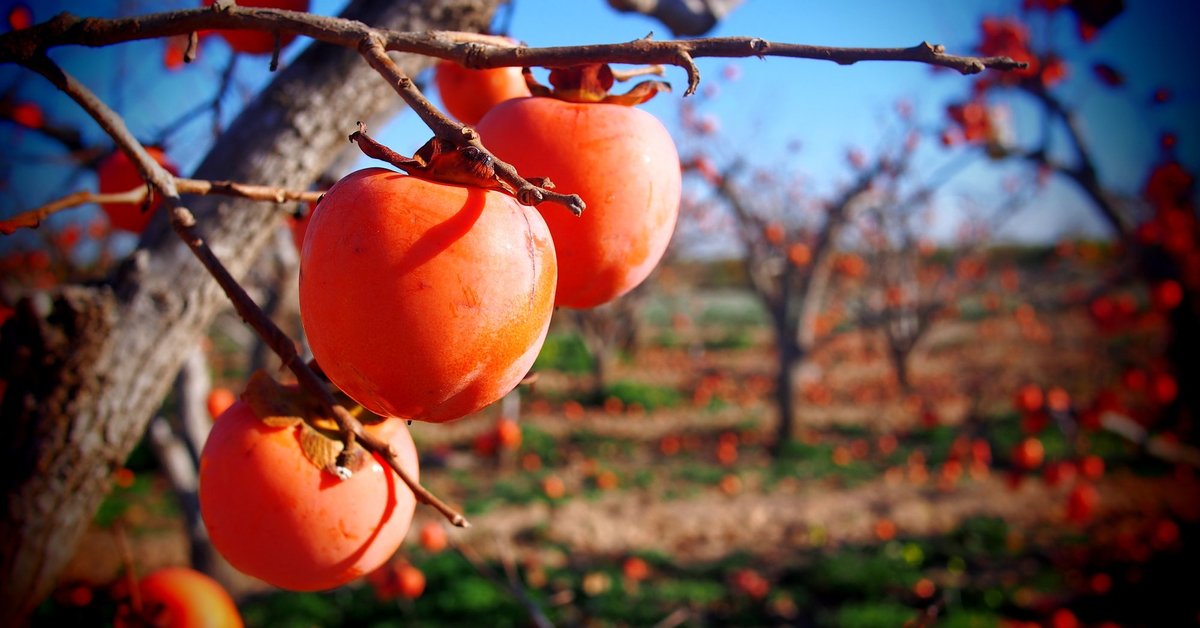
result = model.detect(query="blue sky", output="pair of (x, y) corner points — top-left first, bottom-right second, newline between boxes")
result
(2, 0), (1197, 253)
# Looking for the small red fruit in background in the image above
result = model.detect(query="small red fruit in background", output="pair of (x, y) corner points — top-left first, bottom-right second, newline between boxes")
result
(541, 475), (565, 499)
(114, 566), (242, 628)
(206, 387), (237, 420)
(10, 102), (43, 128)
(1066, 483), (1098, 522)
(97, 147), (179, 233)
(1152, 279), (1183, 311)
(395, 563), (426, 599)
(622, 557), (650, 582)
(435, 51), (531, 125)
(1013, 384), (1044, 413)
(368, 560), (426, 600)
(1078, 455), (1104, 480)
(298, 168), (557, 422)
(6, 3), (32, 31)
(202, 0), (310, 56)
(495, 417), (522, 450)
(419, 521), (448, 553)
(1012, 437), (1044, 471)
(731, 568), (769, 599)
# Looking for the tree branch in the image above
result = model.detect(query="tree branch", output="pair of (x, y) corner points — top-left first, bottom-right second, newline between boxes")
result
(0, 178), (324, 233)
(356, 37), (585, 215)
(1, 8), (1025, 89)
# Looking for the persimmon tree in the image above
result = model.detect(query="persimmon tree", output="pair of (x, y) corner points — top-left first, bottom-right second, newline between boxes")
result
(937, 1), (1200, 447)
(0, 0), (1022, 621)
(851, 170), (1034, 393)
(679, 115), (923, 451)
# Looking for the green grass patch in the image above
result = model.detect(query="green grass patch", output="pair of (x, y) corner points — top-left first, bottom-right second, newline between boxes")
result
(533, 333), (593, 374)
(600, 379), (682, 411)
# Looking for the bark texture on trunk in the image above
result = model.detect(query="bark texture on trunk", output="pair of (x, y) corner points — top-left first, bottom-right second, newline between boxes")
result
(0, 0), (498, 621)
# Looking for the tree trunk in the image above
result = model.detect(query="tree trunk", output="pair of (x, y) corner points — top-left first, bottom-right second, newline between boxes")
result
(772, 335), (801, 456)
(0, 0), (498, 621)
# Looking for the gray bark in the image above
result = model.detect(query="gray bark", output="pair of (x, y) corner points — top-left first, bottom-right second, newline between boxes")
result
(0, 0), (498, 621)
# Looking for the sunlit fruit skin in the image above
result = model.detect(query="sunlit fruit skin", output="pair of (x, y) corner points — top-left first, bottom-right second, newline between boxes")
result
(202, 0), (309, 55)
(97, 147), (178, 233)
(435, 61), (531, 125)
(476, 97), (681, 308)
(199, 401), (419, 591)
(298, 168), (557, 421)
(116, 566), (243, 628)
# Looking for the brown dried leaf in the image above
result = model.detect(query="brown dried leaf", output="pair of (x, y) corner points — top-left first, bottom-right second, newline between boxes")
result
(299, 422), (366, 476)
(243, 370), (305, 428)
(298, 422), (343, 475)
(601, 79), (672, 106)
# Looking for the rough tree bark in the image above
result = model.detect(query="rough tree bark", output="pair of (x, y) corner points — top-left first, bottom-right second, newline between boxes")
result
(0, 0), (499, 620)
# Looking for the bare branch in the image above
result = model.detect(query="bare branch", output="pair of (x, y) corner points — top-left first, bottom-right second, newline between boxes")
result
(0, 8), (1024, 79)
(0, 178), (324, 234)
(356, 38), (585, 216)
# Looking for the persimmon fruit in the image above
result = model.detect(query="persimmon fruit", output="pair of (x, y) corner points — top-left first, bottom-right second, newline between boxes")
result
(114, 566), (242, 628)
(198, 400), (419, 591)
(206, 387), (236, 420)
(476, 96), (681, 309)
(418, 521), (448, 553)
(97, 147), (179, 233)
(202, 0), (310, 55)
(1012, 437), (1044, 470)
(298, 168), (557, 422)
(435, 60), (530, 125)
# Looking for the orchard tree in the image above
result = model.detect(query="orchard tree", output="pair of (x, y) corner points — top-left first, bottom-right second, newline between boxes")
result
(938, 0), (1200, 444)
(852, 168), (1037, 393)
(680, 117), (921, 450)
(0, 0), (1022, 621)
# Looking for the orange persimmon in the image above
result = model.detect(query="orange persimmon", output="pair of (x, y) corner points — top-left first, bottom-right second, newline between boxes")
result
(115, 567), (242, 628)
(435, 60), (530, 125)
(198, 400), (419, 591)
(476, 96), (680, 308)
(298, 168), (556, 422)
(96, 147), (178, 233)
(202, 0), (309, 55)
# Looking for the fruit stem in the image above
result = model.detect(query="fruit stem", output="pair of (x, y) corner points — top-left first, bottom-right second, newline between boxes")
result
(356, 37), (586, 216)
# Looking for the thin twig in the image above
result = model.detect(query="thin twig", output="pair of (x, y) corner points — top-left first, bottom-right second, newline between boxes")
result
(0, 178), (324, 233)
(112, 521), (141, 615)
(356, 37), (585, 216)
(0, 9), (1024, 79)
(452, 535), (553, 628)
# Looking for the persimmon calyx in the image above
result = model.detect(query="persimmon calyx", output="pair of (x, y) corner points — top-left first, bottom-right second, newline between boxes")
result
(242, 370), (379, 477)
(348, 122), (552, 198)
(525, 63), (671, 105)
